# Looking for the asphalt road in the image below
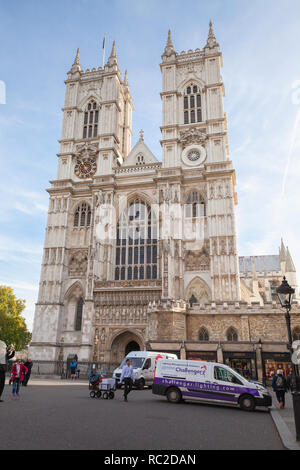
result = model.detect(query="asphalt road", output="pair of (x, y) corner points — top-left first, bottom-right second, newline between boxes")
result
(0, 379), (284, 450)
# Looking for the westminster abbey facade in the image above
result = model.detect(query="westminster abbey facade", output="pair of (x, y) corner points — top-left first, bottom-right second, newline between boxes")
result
(30, 25), (300, 382)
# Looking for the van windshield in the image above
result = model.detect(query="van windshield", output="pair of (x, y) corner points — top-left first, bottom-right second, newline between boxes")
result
(119, 357), (145, 369)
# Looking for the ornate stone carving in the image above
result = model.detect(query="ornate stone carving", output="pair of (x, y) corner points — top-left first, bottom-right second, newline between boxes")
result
(185, 277), (211, 304)
(185, 247), (210, 271)
(179, 127), (208, 149)
(68, 249), (88, 276)
(94, 304), (150, 325)
(75, 142), (98, 159)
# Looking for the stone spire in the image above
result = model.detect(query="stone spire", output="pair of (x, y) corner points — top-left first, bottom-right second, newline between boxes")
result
(279, 238), (286, 262)
(252, 259), (258, 281)
(107, 40), (118, 66)
(162, 29), (176, 59)
(71, 48), (82, 73)
(205, 20), (219, 50)
(286, 247), (296, 272)
(124, 69), (128, 86)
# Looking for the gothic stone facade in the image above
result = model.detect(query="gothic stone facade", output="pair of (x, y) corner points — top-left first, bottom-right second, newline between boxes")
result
(30, 27), (300, 378)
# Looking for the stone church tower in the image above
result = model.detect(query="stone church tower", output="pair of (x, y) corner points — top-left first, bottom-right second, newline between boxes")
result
(30, 25), (299, 374)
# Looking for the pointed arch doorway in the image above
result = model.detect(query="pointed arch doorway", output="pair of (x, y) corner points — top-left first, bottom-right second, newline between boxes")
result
(125, 341), (140, 356)
(110, 330), (144, 365)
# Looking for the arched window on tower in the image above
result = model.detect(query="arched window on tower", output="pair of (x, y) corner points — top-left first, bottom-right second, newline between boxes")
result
(74, 202), (92, 228)
(185, 191), (206, 218)
(183, 84), (202, 124)
(227, 327), (238, 342)
(199, 327), (209, 342)
(75, 298), (84, 331)
(83, 100), (99, 139)
(115, 198), (158, 281)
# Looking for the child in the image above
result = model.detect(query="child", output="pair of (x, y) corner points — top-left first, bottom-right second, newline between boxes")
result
(11, 359), (28, 398)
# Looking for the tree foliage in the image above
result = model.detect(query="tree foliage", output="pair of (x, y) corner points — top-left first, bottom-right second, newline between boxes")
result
(0, 285), (32, 350)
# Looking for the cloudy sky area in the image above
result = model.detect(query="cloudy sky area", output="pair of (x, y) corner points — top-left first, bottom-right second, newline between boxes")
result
(0, 0), (300, 331)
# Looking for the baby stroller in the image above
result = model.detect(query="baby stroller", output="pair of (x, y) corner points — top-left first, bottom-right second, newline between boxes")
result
(89, 373), (116, 400)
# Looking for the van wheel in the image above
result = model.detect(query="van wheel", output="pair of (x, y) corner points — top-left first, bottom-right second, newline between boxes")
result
(239, 395), (255, 411)
(137, 378), (145, 390)
(166, 387), (182, 404)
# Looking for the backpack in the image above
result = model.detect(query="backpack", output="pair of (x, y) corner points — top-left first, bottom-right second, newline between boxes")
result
(276, 375), (284, 388)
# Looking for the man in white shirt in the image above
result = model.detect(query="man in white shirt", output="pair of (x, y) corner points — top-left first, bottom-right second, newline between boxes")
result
(119, 359), (135, 402)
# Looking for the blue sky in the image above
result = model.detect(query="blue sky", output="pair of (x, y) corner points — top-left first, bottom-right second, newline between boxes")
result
(1, 0), (300, 331)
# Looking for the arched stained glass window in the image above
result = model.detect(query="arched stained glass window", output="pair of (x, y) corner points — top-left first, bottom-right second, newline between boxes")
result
(74, 202), (92, 228)
(227, 327), (238, 342)
(75, 298), (84, 331)
(183, 84), (202, 124)
(115, 198), (158, 281)
(199, 327), (209, 342)
(185, 191), (206, 218)
(83, 100), (99, 139)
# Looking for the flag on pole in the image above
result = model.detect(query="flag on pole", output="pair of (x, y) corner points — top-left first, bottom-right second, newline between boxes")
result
(102, 35), (106, 68)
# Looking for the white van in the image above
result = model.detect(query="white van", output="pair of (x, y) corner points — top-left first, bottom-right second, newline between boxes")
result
(153, 359), (272, 411)
(113, 351), (178, 389)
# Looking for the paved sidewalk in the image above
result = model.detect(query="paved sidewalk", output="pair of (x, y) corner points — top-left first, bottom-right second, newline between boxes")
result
(270, 390), (300, 450)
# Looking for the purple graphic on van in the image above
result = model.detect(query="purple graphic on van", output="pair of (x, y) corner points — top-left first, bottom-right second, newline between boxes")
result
(175, 366), (207, 376)
(155, 377), (260, 397)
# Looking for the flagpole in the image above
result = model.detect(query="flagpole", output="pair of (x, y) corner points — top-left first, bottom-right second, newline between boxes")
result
(102, 34), (106, 68)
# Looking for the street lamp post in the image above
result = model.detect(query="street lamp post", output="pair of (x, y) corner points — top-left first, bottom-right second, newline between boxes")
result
(276, 276), (300, 441)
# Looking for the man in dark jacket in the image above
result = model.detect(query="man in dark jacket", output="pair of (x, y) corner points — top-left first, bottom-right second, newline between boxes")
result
(287, 371), (300, 392)
(23, 358), (33, 386)
(0, 342), (15, 402)
(272, 369), (288, 409)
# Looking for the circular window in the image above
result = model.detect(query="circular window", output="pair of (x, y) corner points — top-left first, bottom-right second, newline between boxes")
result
(181, 145), (206, 167)
(187, 150), (201, 162)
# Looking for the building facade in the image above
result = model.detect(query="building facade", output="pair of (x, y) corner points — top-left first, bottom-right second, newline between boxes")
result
(30, 25), (300, 381)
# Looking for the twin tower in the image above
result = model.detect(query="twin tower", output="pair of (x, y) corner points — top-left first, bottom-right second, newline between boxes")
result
(30, 24), (242, 365)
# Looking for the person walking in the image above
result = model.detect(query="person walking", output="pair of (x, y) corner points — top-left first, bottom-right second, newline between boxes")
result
(272, 369), (288, 409)
(0, 342), (15, 402)
(119, 358), (135, 402)
(70, 358), (78, 380)
(287, 371), (300, 392)
(23, 358), (33, 386)
(11, 359), (28, 398)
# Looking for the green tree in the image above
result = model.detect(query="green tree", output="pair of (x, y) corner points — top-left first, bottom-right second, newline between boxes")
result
(0, 285), (32, 350)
